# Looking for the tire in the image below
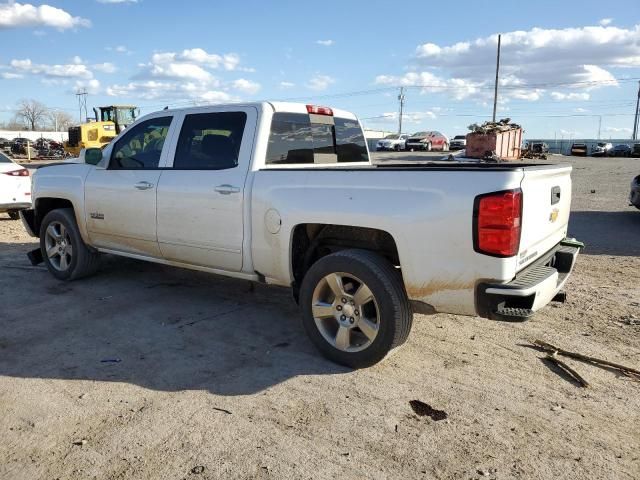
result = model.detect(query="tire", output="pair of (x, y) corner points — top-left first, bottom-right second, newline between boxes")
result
(8, 210), (20, 220)
(394, 144), (401, 152)
(299, 249), (412, 368)
(442, 142), (449, 152)
(424, 142), (432, 152)
(40, 208), (100, 281)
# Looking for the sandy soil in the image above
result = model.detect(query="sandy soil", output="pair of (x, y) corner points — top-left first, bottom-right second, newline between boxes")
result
(0, 155), (638, 480)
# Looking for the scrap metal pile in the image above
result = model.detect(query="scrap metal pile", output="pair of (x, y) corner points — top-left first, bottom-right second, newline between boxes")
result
(467, 118), (522, 134)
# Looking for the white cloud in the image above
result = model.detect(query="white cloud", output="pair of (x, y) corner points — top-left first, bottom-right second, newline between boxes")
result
(574, 107), (589, 112)
(1, 72), (23, 79)
(0, 2), (90, 30)
(93, 62), (117, 74)
(316, 40), (334, 46)
(378, 24), (640, 104)
(9, 58), (93, 79)
(75, 78), (101, 94)
(604, 126), (632, 133)
(105, 49), (256, 103)
(599, 18), (612, 26)
(306, 74), (335, 91)
(551, 91), (590, 101)
(232, 78), (261, 94)
(279, 81), (295, 88)
(106, 45), (132, 55)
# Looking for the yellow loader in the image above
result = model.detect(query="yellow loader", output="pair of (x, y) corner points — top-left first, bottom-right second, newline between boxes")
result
(64, 105), (138, 157)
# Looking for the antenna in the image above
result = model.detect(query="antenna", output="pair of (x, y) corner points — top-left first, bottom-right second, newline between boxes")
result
(76, 88), (88, 123)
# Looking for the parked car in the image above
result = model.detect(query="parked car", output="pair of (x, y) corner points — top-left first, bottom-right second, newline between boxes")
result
(21, 101), (581, 368)
(405, 131), (448, 151)
(376, 134), (409, 151)
(611, 144), (632, 157)
(632, 144), (640, 158)
(0, 137), (11, 150)
(449, 135), (467, 150)
(630, 175), (640, 209)
(592, 142), (613, 157)
(0, 153), (31, 219)
(570, 143), (587, 156)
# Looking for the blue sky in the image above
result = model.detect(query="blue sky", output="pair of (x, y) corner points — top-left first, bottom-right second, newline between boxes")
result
(1, 0), (639, 138)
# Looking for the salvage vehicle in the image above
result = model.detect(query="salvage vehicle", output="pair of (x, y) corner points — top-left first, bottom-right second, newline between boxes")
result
(405, 131), (448, 152)
(592, 142), (613, 157)
(0, 153), (31, 219)
(570, 143), (587, 156)
(630, 174), (640, 210)
(611, 144), (631, 157)
(449, 135), (467, 150)
(376, 134), (409, 151)
(20, 102), (581, 368)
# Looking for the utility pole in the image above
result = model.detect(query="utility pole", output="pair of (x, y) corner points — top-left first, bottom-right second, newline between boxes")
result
(76, 88), (88, 123)
(597, 115), (602, 140)
(492, 34), (501, 123)
(398, 86), (405, 135)
(633, 80), (640, 140)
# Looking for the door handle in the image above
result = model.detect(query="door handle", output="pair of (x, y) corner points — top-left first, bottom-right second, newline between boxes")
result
(214, 184), (240, 195)
(134, 181), (154, 190)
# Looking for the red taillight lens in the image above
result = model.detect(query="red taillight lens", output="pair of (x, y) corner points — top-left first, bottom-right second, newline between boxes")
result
(306, 104), (333, 116)
(474, 189), (522, 257)
(3, 169), (29, 177)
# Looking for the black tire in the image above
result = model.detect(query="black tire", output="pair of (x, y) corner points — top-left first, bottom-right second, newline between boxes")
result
(424, 142), (432, 152)
(39, 208), (100, 281)
(299, 249), (412, 368)
(8, 210), (20, 220)
(394, 144), (401, 152)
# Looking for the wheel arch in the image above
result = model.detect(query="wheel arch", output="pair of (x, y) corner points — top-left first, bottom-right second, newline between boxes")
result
(34, 197), (88, 242)
(289, 223), (402, 295)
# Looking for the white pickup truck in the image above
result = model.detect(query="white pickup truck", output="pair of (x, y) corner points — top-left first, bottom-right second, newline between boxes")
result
(21, 102), (582, 367)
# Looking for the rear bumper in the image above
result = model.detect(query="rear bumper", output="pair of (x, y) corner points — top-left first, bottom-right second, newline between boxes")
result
(475, 239), (582, 321)
(0, 202), (31, 212)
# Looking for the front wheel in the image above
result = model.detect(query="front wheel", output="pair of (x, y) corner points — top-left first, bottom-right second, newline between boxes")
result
(7, 210), (20, 220)
(299, 249), (412, 368)
(442, 142), (449, 152)
(40, 208), (100, 281)
(424, 142), (432, 152)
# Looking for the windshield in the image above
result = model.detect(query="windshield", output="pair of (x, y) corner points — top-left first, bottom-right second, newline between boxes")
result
(116, 108), (137, 127)
(384, 134), (399, 139)
(412, 131), (428, 137)
(454, 135), (465, 140)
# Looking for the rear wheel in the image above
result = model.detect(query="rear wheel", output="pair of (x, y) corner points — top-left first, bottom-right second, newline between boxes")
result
(442, 142), (449, 152)
(299, 249), (412, 368)
(394, 144), (401, 152)
(40, 208), (100, 281)
(7, 210), (20, 220)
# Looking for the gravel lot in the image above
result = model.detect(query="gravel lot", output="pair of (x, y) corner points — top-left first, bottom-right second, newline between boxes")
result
(1, 154), (639, 480)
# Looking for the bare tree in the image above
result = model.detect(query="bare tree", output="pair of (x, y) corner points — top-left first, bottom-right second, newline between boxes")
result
(15, 99), (49, 131)
(48, 110), (75, 132)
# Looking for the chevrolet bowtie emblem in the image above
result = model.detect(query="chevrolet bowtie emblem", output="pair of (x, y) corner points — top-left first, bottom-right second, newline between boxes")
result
(549, 209), (559, 223)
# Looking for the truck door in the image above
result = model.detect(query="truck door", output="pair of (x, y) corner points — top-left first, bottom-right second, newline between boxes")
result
(156, 106), (257, 271)
(84, 115), (175, 257)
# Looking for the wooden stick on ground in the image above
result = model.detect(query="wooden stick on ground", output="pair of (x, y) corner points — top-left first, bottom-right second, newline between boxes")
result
(533, 340), (640, 379)
(545, 353), (590, 388)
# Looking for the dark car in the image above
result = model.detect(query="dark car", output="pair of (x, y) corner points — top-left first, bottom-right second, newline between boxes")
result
(0, 137), (10, 149)
(630, 174), (640, 209)
(611, 144), (632, 157)
(405, 131), (449, 151)
(630, 143), (640, 158)
(570, 143), (587, 156)
(528, 142), (549, 154)
(449, 135), (466, 150)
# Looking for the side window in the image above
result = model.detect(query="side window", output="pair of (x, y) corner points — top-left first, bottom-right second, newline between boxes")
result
(335, 118), (369, 163)
(110, 116), (172, 170)
(173, 112), (247, 170)
(266, 113), (314, 164)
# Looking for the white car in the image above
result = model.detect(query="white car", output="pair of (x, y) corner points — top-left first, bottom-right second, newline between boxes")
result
(22, 102), (581, 368)
(376, 134), (409, 151)
(0, 153), (31, 219)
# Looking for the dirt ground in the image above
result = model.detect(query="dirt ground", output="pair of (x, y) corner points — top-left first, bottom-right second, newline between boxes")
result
(1, 155), (639, 480)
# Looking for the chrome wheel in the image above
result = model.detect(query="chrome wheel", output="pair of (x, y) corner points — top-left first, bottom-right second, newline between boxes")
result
(44, 221), (73, 271)
(311, 272), (380, 352)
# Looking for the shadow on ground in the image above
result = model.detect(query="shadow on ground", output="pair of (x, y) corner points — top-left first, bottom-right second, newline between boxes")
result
(568, 210), (640, 256)
(0, 242), (346, 396)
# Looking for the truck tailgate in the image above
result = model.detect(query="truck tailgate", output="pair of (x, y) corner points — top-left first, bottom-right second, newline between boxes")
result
(517, 165), (572, 271)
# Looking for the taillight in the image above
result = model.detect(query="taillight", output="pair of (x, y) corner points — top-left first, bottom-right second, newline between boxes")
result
(306, 104), (333, 116)
(3, 169), (29, 177)
(473, 189), (522, 257)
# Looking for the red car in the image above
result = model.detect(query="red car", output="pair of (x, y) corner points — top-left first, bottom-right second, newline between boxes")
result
(405, 131), (449, 151)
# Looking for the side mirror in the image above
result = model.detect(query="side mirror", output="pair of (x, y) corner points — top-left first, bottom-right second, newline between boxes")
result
(85, 147), (103, 166)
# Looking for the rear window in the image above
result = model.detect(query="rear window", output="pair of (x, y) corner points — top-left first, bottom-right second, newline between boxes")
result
(266, 113), (368, 165)
(0, 155), (11, 163)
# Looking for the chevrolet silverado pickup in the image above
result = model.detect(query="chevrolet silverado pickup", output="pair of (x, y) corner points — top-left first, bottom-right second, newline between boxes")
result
(20, 102), (581, 368)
